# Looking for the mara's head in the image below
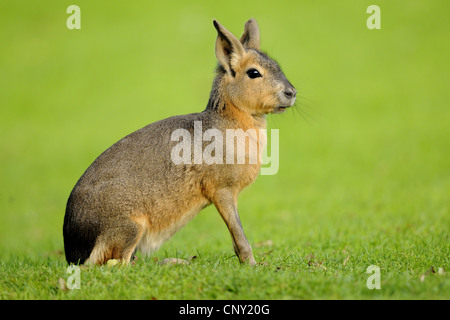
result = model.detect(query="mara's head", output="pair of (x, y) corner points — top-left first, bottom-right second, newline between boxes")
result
(209, 18), (296, 116)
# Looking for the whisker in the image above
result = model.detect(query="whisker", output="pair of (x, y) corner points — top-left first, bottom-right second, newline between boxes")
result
(298, 103), (315, 122)
(293, 103), (312, 125)
(293, 95), (318, 124)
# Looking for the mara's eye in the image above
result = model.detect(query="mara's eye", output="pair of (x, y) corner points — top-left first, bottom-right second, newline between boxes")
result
(246, 68), (262, 79)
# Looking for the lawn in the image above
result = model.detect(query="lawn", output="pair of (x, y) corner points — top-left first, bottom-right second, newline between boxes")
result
(0, 0), (448, 300)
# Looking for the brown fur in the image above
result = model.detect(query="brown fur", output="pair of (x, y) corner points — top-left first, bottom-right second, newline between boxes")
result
(63, 18), (296, 265)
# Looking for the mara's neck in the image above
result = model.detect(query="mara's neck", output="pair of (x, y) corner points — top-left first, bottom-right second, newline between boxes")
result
(205, 73), (266, 130)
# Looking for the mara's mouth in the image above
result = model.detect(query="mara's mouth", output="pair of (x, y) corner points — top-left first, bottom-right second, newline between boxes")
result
(272, 105), (290, 114)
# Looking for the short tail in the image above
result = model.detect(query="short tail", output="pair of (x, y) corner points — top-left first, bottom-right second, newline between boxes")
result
(63, 194), (99, 264)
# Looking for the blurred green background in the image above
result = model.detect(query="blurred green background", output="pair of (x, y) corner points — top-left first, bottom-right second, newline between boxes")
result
(0, 0), (448, 298)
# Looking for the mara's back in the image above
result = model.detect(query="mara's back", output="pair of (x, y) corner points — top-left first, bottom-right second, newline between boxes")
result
(64, 111), (212, 264)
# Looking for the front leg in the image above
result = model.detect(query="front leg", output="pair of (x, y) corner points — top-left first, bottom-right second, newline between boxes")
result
(213, 189), (256, 265)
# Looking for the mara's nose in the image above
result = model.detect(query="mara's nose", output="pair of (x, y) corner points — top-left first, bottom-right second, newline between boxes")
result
(284, 88), (297, 99)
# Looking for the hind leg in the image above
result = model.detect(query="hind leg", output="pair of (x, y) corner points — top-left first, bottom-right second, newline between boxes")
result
(85, 220), (144, 265)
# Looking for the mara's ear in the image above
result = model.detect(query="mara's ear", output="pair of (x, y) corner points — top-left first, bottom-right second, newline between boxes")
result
(213, 19), (245, 77)
(240, 18), (260, 50)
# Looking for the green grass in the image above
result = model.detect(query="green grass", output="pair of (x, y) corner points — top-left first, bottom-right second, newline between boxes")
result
(0, 0), (449, 299)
